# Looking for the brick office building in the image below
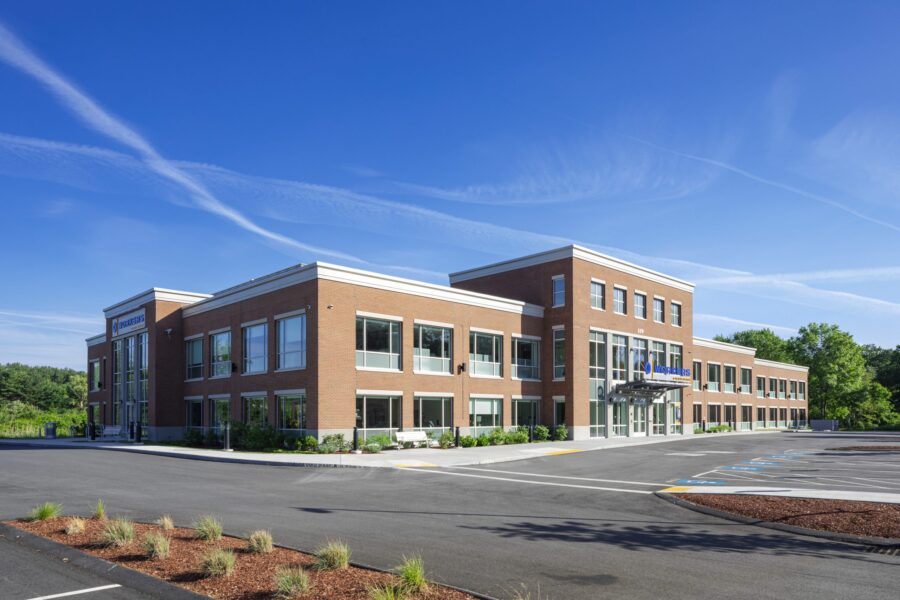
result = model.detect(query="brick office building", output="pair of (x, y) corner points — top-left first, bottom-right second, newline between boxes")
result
(85, 245), (808, 441)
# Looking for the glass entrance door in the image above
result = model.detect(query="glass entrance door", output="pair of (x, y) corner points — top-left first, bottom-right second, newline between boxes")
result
(633, 403), (647, 435)
(612, 402), (628, 436)
(651, 403), (665, 435)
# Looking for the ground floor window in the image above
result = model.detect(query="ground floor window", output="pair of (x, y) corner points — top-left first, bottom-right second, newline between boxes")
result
(708, 404), (721, 425)
(668, 402), (681, 435)
(210, 397), (230, 430)
(633, 403), (647, 434)
(414, 396), (452, 433)
(356, 395), (401, 437)
(554, 398), (566, 427)
(692, 403), (702, 426)
(469, 397), (502, 437)
(186, 398), (203, 428)
(652, 402), (665, 435)
(589, 400), (606, 437)
(769, 407), (777, 423)
(779, 408), (787, 425)
(612, 401), (628, 436)
(243, 396), (268, 427)
(724, 405), (736, 427)
(511, 398), (538, 427)
(741, 405), (752, 430)
(278, 394), (306, 430)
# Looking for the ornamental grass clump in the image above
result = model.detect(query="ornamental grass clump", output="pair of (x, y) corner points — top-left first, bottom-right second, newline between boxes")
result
(368, 583), (407, 600)
(247, 529), (274, 554)
(156, 514), (174, 530)
(65, 517), (86, 536)
(28, 502), (62, 521)
(193, 515), (223, 541)
(313, 539), (351, 570)
(92, 498), (106, 521)
(395, 554), (428, 593)
(142, 531), (170, 560)
(101, 518), (135, 547)
(201, 548), (236, 577)
(274, 565), (311, 598)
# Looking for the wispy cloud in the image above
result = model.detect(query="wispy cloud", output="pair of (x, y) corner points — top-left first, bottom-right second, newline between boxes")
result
(696, 266), (900, 286)
(0, 310), (105, 369)
(693, 313), (798, 336)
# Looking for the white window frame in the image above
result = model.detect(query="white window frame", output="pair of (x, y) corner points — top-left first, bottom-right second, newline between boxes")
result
(511, 335), (540, 381)
(356, 316), (402, 371)
(634, 292), (647, 320)
(209, 330), (232, 378)
(413, 323), (453, 375)
(652, 297), (665, 323)
(670, 301), (682, 327)
(469, 330), (503, 378)
(185, 338), (203, 381)
(590, 279), (606, 310)
(613, 286), (627, 315)
(242, 322), (268, 375)
(276, 313), (306, 371)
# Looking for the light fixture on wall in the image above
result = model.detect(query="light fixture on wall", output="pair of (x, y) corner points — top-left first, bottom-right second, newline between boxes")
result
(164, 328), (173, 339)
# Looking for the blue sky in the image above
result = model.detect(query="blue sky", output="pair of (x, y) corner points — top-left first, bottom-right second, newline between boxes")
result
(1, 1), (899, 370)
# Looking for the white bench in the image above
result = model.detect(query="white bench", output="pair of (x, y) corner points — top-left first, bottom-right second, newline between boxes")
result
(394, 431), (429, 448)
(99, 425), (122, 440)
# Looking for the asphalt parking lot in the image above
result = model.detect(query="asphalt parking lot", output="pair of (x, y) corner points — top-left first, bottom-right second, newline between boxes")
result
(0, 431), (897, 600)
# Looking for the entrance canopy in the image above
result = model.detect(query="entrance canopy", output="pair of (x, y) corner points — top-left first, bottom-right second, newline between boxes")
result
(611, 380), (687, 403)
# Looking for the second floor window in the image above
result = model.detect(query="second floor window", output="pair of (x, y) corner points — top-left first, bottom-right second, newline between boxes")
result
(692, 361), (701, 390)
(769, 377), (777, 397)
(413, 324), (452, 374)
(707, 363), (721, 392)
(277, 314), (306, 370)
(210, 331), (231, 377)
(356, 316), (401, 370)
(611, 335), (628, 380)
(799, 381), (806, 400)
(757, 376), (765, 397)
(724, 366), (736, 392)
(553, 328), (566, 379)
(634, 293), (647, 319)
(470, 331), (502, 377)
(512, 337), (540, 380)
(671, 302), (682, 326)
(551, 276), (565, 307)
(243, 323), (268, 374)
(653, 298), (664, 323)
(590, 281), (605, 309)
(741, 368), (752, 393)
(89, 360), (101, 391)
(589, 331), (606, 380)
(185, 338), (203, 379)
(779, 379), (786, 399)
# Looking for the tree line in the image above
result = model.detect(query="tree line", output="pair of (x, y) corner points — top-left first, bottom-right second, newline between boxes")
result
(0, 363), (87, 435)
(716, 323), (900, 430)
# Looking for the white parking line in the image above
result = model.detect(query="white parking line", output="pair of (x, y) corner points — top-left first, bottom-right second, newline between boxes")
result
(451, 466), (667, 486)
(400, 467), (653, 494)
(28, 584), (122, 600)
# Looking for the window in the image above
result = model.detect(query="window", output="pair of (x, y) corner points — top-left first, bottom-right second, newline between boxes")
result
(512, 398), (538, 427)
(470, 331), (503, 377)
(789, 380), (797, 399)
(724, 366), (736, 393)
(589, 331), (607, 381)
(757, 376), (765, 398)
(356, 395), (401, 432)
(613, 287), (627, 314)
(611, 335), (628, 380)
(210, 397), (230, 430)
(769, 377), (777, 398)
(693, 404), (702, 424)
(757, 407), (765, 423)
(278, 394), (306, 430)
(671, 302), (682, 327)
(741, 368), (752, 394)
(632, 338), (648, 381)
(414, 396), (452, 431)
(469, 397), (502, 435)
(242, 323), (268, 374)
(553, 328), (566, 379)
(512, 337), (540, 380)
(186, 398), (203, 428)
(707, 364), (721, 392)
(653, 298), (665, 323)
(112, 340), (122, 425)
(669, 344), (683, 369)
(551, 275), (565, 307)
(243, 395), (268, 427)
(708, 404), (721, 424)
(590, 281), (605, 310)
(634, 293), (647, 319)
(778, 379), (786, 399)
(138, 332), (148, 425)
(651, 341), (666, 368)
(210, 331), (232, 377)
(799, 381), (806, 400)
(89, 360), (101, 391)
(692, 361), (701, 390)
(185, 338), (203, 379)
(277, 314), (306, 370)
(356, 316), (402, 370)
(413, 324), (452, 374)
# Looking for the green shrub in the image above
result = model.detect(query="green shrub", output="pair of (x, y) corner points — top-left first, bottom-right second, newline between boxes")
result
(65, 517), (86, 535)
(438, 430), (455, 448)
(313, 539), (351, 570)
(182, 428), (204, 447)
(29, 501), (62, 521)
(553, 425), (568, 441)
(475, 434), (490, 447)
(533, 425), (550, 441)
(459, 435), (476, 448)
(194, 515), (223, 541)
(143, 531), (170, 559)
(322, 433), (349, 451)
(395, 554), (428, 593)
(369, 583), (406, 600)
(247, 529), (274, 554)
(300, 435), (318, 451)
(92, 498), (106, 521)
(364, 442), (382, 453)
(232, 423), (284, 451)
(505, 429), (529, 444)
(275, 565), (310, 597)
(157, 514), (174, 530)
(366, 434), (393, 449)
(204, 428), (220, 447)
(102, 518), (135, 547)
(201, 548), (236, 577)
(488, 427), (507, 445)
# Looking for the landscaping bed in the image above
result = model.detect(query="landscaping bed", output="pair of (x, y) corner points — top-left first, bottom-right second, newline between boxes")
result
(826, 446), (900, 452)
(8, 515), (476, 600)
(679, 493), (900, 539)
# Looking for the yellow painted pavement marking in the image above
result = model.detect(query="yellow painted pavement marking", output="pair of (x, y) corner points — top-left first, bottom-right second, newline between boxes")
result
(661, 486), (691, 493)
(545, 449), (584, 456)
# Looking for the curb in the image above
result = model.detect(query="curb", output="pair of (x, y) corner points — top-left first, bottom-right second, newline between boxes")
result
(0, 522), (208, 599)
(655, 492), (900, 548)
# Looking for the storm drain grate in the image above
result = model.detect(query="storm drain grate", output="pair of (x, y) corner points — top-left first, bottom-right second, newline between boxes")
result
(864, 546), (899, 556)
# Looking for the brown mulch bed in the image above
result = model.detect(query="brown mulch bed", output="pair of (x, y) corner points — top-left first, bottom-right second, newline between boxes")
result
(7, 518), (475, 600)
(826, 446), (900, 452)
(680, 494), (900, 539)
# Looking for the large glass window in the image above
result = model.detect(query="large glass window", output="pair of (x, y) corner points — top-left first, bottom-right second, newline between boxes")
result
(186, 398), (203, 428)
(553, 328), (566, 379)
(634, 293), (647, 319)
(512, 398), (538, 427)
(671, 303), (682, 326)
(757, 376), (765, 398)
(590, 281), (605, 310)
(778, 379), (787, 399)
(186, 338), (203, 379)
(413, 324), (452, 374)
(693, 403), (702, 425)
(414, 396), (452, 432)
(243, 396), (268, 427)
(356, 395), (401, 435)
(356, 316), (402, 370)
(112, 340), (122, 425)
(590, 397), (606, 437)
(789, 380), (797, 399)
(613, 288), (627, 314)
(589, 331), (607, 381)
(277, 314), (306, 370)
(653, 298), (665, 323)
(799, 381), (806, 400)
(741, 368), (752, 394)
(651, 341), (666, 368)
(470, 331), (503, 377)
(612, 401), (628, 436)
(89, 360), (101, 391)
(611, 335), (628, 380)
(724, 366), (736, 393)
(669, 344), (683, 369)
(707, 363), (721, 392)
(632, 338), (648, 381)
(769, 377), (777, 398)
(551, 276), (565, 307)
(210, 331), (232, 377)
(138, 332), (148, 425)
(512, 337), (540, 380)
(278, 394), (306, 430)
(470, 397), (502, 436)
(708, 404), (721, 425)
(210, 397), (230, 431)
(692, 361), (701, 390)
(243, 323), (268, 374)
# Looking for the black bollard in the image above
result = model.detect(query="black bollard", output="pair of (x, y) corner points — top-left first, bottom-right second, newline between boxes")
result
(455, 426), (461, 448)
(135, 421), (142, 443)
(353, 426), (359, 451)
(224, 422), (232, 451)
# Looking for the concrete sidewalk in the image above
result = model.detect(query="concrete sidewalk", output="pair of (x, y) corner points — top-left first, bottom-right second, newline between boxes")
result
(0, 429), (781, 468)
(661, 485), (900, 504)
